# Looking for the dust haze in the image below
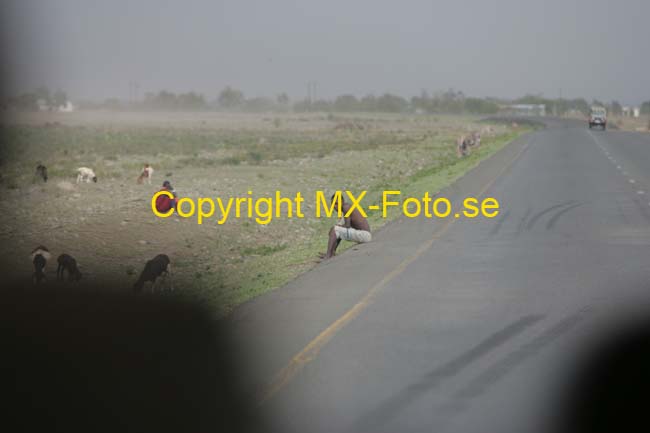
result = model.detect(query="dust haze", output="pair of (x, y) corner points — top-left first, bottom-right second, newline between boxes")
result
(2, 0), (649, 104)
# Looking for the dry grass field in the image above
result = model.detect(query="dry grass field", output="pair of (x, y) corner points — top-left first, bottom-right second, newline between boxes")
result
(0, 111), (526, 315)
(608, 115), (650, 133)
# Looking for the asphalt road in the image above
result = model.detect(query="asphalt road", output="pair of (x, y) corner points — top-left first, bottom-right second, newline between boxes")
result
(230, 119), (650, 432)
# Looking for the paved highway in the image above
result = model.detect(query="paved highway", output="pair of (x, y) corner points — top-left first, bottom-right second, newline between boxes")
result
(230, 119), (650, 432)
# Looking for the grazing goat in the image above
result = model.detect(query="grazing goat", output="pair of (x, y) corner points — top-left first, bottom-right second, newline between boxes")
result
(133, 254), (173, 292)
(457, 135), (470, 157)
(56, 253), (82, 282)
(35, 164), (48, 183)
(481, 125), (495, 136)
(136, 164), (154, 185)
(30, 246), (51, 283)
(76, 167), (97, 183)
(470, 131), (481, 147)
(457, 132), (482, 157)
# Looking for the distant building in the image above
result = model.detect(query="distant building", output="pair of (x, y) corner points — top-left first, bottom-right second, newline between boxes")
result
(58, 101), (75, 112)
(621, 106), (640, 118)
(36, 99), (49, 111)
(505, 104), (546, 117)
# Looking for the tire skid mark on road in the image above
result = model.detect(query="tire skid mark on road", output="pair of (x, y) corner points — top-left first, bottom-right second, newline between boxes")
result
(351, 314), (544, 432)
(526, 201), (577, 230)
(434, 308), (592, 426)
(455, 310), (588, 399)
(545, 202), (583, 230)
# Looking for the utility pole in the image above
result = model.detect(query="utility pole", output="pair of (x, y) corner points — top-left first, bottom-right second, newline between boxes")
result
(306, 81), (318, 110)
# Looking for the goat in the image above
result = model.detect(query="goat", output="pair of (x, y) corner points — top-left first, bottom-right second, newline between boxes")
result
(56, 253), (82, 282)
(136, 164), (154, 185)
(457, 131), (482, 157)
(470, 131), (481, 147)
(133, 254), (173, 292)
(457, 135), (470, 157)
(35, 164), (48, 183)
(481, 125), (495, 136)
(30, 246), (51, 284)
(76, 167), (97, 183)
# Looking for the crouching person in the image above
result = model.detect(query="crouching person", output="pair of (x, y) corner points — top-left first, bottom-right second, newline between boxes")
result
(323, 193), (371, 259)
(155, 180), (178, 214)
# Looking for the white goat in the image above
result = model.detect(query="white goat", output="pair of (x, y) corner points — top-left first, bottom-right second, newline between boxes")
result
(137, 164), (154, 185)
(76, 167), (97, 183)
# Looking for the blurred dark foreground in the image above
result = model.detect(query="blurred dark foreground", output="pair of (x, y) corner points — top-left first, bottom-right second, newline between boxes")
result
(3, 283), (650, 433)
(1, 284), (264, 433)
(555, 313), (650, 433)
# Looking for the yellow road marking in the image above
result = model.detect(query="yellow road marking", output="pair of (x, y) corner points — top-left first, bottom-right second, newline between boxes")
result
(257, 136), (531, 404)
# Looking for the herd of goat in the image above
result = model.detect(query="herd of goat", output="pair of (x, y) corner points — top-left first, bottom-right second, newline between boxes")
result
(33, 163), (154, 185)
(30, 163), (172, 292)
(455, 125), (504, 158)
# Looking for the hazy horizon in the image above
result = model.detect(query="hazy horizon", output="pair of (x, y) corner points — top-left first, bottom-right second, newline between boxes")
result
(2, 0), (649, 105)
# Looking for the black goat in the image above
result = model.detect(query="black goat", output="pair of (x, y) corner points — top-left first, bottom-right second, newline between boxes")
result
(35, 164), (48, 183)
(31, 246), (51, 284)
(56, 254), (82, 282)
(133, 254), (173, 292)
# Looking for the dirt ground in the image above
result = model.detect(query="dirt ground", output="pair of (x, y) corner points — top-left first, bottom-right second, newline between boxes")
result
(0, 111), (522, 315)
(608, 115), (650, 132)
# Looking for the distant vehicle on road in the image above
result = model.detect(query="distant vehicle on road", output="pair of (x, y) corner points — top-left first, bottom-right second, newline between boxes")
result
(588, 106), (607, 130)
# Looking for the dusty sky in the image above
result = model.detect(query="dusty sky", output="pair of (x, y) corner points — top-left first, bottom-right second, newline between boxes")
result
(2, 0), (649, 105)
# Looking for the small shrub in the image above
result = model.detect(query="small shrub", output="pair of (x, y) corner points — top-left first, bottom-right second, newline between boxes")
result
(221, 156), (242, 165)
(247, 151), (263, 164)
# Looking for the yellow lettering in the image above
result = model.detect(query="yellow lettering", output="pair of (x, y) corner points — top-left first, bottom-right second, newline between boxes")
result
(177, 198), (195, 218)
(151, 191), (174, 218)
(481, 198), (500, 218)
(197, 198), (215, 225)
(255, 197), (273, 225)
(463, 197), (479, 218)
(382, 191), (401, 217)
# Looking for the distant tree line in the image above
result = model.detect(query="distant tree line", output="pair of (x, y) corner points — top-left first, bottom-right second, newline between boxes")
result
(292, 89), (503, 114)
(217, 86), (291, 112)
(78, 91), (209, 111)
(3, 85), (650, 117)
(411, 89), (501, 114)
(1, 86), (67, 111)
(141, 91), (207, 110)
(294, 93), (410, 113)
(642, 101), (650, 115)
